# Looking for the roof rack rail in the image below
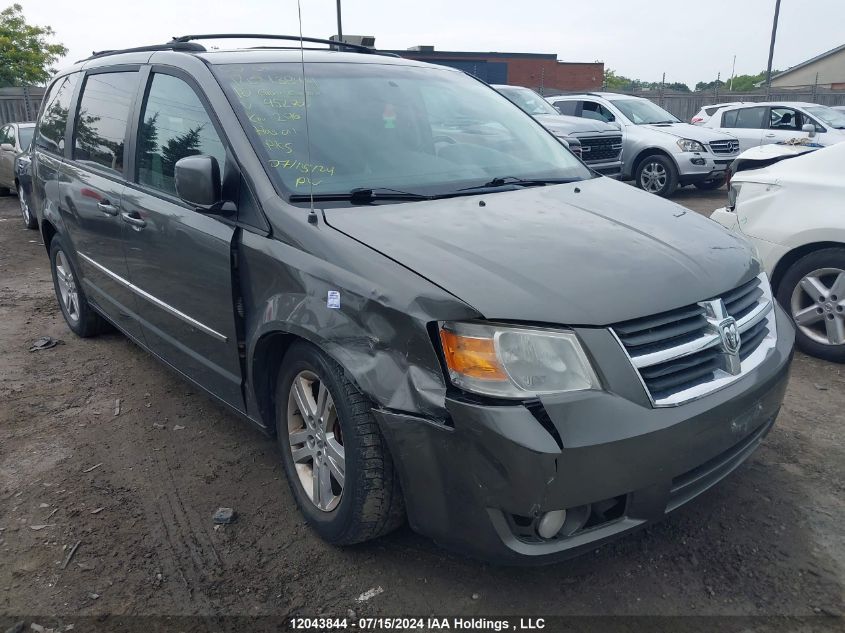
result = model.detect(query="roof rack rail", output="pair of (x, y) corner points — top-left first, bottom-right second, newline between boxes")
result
(169, 34), (396, 56)
(81, 41), (206, 62)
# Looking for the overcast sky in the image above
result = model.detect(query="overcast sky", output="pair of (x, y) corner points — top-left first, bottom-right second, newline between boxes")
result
(21, 0), (845, 87)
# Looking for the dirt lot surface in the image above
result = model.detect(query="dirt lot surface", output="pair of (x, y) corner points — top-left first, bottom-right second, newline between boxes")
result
(1, 185), (843, 632)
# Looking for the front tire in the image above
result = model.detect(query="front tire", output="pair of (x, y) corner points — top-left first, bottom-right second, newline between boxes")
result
(49, 237), (107, 337)
(275, 342), (405, 544)
(635, 155), (678, 197)
(19, 186), (37, 229)
(776, 247), (845, 363)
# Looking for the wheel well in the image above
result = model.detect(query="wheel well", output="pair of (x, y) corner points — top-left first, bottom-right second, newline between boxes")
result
(251, 330), (298, 435)
(632, 148), (676, 177)
(770, 241), (845, 294)
(41, 219), (57, 253)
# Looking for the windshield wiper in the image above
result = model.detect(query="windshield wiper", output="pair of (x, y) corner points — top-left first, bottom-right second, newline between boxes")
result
(289, 187), (432, 203)
(457, 176), (578, 192)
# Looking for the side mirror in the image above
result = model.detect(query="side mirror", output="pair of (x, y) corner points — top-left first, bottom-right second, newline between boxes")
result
(174, 155), (233, 213)
(801, 123), (817, 138)
(0, 143), (14, 152)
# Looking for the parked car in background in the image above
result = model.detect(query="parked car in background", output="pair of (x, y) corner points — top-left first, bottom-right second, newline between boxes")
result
(28, 35), (793, 564)
(691, 102), (746, 125)
(831, 105), (845, 113)
(0, 122), (34, 189)
(15, 146), (36, 229)
(494, 85), (623, 177)
(711, 143), (845, 362)
(547, 92), (739, 196)
(702, 102), (845, 151)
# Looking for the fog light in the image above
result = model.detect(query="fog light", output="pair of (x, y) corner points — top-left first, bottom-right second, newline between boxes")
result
(690, 157), (706, 166)
(537, 509), (567, 539)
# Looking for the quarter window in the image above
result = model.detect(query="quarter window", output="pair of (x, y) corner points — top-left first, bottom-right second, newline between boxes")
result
(35, 73), (80, 154)
(73, 72), (138, 174)
(136, 73), (226, 196)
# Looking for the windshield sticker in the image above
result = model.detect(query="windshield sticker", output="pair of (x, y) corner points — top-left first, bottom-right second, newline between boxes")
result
(383, 104), (397, 129)
(327, 291), (341, 309)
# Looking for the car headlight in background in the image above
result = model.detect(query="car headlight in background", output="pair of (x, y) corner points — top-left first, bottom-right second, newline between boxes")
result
(677, 138), (706, 153)
(438, 321), (599, 398)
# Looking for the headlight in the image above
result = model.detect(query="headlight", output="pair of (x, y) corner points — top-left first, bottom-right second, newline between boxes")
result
(727, 182), (742, 211)
(677, 138), (706, 152)
(438, 321), (599, 398)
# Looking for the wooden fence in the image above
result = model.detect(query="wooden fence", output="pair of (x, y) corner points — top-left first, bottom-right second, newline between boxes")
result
(0, 86), (47, 125)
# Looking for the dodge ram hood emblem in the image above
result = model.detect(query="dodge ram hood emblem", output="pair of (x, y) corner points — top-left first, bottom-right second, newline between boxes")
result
(719, 318), (741, 355)
(700, 299), (743, 375)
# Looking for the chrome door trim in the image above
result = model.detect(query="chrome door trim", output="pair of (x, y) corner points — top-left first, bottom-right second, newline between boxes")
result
(78, 252), (228, 342)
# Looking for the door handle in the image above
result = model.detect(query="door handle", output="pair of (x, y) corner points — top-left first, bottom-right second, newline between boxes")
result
(97, 200), (119, 216)
(765, 133), (776, 137)
(120, 210), (146, 229)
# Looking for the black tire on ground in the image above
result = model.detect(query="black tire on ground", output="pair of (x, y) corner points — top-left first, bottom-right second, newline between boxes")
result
(18, 187), (37, 229)
(694, 179), (724, 191)
(49, 236), (107, 338)
(634, 154), (679, 197)
(775, 247), (845, 363)
(275, 341), (405, 544)
(0, 186), (10, 196)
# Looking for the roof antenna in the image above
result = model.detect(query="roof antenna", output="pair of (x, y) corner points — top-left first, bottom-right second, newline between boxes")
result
(296, 0), (318, 225)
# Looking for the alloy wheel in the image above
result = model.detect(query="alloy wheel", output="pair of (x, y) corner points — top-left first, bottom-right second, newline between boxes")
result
(54, 250), (80, 323)
(286, 370), (345, 512)
(790, 267), (845, 346)
(640, 161), (667, 193)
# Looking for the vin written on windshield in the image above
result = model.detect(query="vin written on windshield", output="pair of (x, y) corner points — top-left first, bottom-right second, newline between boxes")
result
(213, 62), (591, 202)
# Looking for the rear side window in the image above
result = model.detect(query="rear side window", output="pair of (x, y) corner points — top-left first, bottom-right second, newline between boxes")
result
(552, 100), (578, 116)
(73, 72), (138, 174)
(136, 73), (226, 196)
(722, 106), (766, 129)
(704, 106), (721, 116)
(36, 73), (79, 154)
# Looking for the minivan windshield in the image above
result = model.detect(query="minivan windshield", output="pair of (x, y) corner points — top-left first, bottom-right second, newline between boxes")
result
(805, 105), (845, 130)
(214, 62), (590, 201)
(495, 86), (560, 116)
(610, 98), (680, 125)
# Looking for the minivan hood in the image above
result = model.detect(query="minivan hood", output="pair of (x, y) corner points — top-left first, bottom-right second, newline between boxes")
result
(639, 121), (735, 143)
(534, 114), (619, 136)
(324, 177), (758, 325)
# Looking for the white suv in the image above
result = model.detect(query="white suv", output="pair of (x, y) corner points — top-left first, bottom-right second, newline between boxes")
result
(701, 102), (845, 151)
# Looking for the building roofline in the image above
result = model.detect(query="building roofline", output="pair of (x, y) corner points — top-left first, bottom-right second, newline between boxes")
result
(383, 49), (559, 60)
(771, 43), (845, 81)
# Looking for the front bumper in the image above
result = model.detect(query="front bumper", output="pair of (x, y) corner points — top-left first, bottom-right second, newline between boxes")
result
(375, 307), (794, 564)
(677, 152), (736, 185)
(588, 160), (623, 178)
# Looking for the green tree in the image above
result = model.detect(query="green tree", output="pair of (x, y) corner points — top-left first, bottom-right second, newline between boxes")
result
(0, 3), (67, 87)
(161, 125), (204, 176)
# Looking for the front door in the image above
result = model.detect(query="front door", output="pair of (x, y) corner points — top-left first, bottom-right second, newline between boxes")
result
(763, 106), (811, 146)
(60, 70), (144, 340)
(121, 70), (243, 410)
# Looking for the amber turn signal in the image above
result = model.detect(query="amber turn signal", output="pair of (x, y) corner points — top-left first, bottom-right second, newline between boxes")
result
(439, 329), (508, 381)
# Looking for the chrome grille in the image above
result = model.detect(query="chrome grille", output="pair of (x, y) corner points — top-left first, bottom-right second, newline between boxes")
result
(577, 135), (623, 163)
(612, 273), (777, 406)
(709, 139), (740, 155)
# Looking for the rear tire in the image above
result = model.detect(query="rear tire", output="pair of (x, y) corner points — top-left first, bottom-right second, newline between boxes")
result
(275, 341), (405, 544)
(49, 237), (107, 338)
(635, 155), (678, 197)
(0, 186), (10, 196)
(694, 179), (724, 191)
(776, 247), (845, 363)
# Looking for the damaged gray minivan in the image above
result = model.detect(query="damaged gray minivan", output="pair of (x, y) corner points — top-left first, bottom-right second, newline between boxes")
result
(31, 35), (794, 563)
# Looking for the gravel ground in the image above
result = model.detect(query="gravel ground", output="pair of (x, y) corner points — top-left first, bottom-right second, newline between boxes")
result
(0, 185), (843, 632)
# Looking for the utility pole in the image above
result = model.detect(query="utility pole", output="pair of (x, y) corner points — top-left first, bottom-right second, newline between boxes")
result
(715, 72), (720, 100)
(336, 0), (343, 42)
(729, 55), (736, 91)
(765, 0), (782, 98)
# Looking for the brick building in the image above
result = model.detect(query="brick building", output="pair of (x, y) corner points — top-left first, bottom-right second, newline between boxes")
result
(383, 47), (604, 93)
